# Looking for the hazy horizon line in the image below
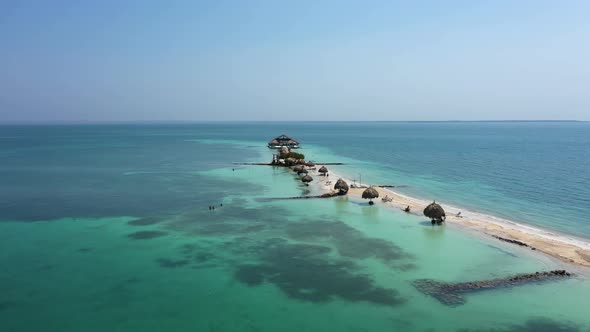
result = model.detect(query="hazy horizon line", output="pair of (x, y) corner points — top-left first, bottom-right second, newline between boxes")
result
(0, 120), (587, 125)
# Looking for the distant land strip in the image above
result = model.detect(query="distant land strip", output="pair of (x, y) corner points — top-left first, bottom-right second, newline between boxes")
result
(233, 162), (345, 165)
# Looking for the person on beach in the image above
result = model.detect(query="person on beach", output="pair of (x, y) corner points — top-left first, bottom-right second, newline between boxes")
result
(404, 206), (411, 213)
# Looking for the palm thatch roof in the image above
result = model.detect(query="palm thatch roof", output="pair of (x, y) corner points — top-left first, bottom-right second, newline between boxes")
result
(318, 166), (328, 174)
(301, 175), (313, 184)
(362, 187), (379, 200)
(334, 178), (349, 195)
(273, 134), (299, 143)
(424, 201), (446, 224)
(306, 161), (315, 167)
(293, 165), (305, 172)
(268, 134), (300, 149)
(297, 168), (308, 175)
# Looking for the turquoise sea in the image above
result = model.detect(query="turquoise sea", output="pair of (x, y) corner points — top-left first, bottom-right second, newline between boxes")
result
(1, 122), (590, 331)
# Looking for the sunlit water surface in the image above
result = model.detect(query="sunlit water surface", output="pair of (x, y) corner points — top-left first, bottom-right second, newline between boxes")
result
(1, 124), (589, 332)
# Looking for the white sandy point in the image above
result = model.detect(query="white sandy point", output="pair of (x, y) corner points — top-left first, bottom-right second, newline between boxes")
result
(307, 166), (590, 268)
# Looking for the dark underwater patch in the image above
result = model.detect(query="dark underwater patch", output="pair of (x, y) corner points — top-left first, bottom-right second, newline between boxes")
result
(0, 301), (14, 312)
(128, 216), (165, 226)
(180, 243), (199, 257)
(235, 265), (266, 286)
(397, 263), (417, 271)
(156, 258), (190, 268)
(191, 264), (217, 270)
(37, 264), (54, 271)
(127, 230), (168, 240)
(194, 252), (215, 263)
(458, 317), (586, 332)
(166, 204), (277, 237)
(234, 240), (406, 307)
(77, 247), (93, 253)
(125, 277), (141, 284)
(175, 243), (219, 268)
(285, 220), (412, 265)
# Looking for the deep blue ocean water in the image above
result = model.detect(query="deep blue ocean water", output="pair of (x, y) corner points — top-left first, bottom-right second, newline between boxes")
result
(1, 122), (590, 332)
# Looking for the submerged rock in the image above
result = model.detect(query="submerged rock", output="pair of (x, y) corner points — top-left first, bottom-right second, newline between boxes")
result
(413, 270), (573, 306)
(492, 235), (535, 249)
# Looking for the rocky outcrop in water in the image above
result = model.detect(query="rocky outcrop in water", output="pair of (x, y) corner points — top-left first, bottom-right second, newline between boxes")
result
(413, 270), (572, 306)
(492, 235), (536, 250)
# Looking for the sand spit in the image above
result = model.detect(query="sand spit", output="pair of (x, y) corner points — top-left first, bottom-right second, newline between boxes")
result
(310, 170), (590, 268)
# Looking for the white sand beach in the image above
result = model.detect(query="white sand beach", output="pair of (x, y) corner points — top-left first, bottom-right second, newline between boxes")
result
(311, 169), (590, 268)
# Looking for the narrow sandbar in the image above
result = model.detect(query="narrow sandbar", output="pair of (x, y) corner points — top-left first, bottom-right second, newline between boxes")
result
(310, 170), (590, 268)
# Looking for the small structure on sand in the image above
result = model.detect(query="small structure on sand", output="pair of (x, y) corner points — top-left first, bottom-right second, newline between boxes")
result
(268, 135), (300, 149)
(424, 201), (446, 224)
(301, 175), (313, 186)
(293, 165), (305, 173)
(297, 168), (308, 175)
(318, 166), (328, 176)
(362, 187), (379, 205)
(334, 178), (349, 195)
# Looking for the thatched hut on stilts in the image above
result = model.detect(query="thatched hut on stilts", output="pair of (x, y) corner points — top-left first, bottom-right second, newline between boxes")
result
(334, 178), (349, 195)
(301, 175), (313, 186)
(362, 187), (379, 205)
(424, 201), (446, 225)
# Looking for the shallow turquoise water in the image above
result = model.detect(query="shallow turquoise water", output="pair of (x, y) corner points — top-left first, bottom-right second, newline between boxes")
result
(1, 124), (590, 331)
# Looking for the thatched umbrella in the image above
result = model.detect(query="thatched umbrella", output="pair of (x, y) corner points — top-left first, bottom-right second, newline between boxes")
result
(301, 175), (313, 186)
(334, 178), (349, 195)
(306, 161), (315, 167)
(293, 165), (304, 173)
(297, 168), (308, 175)
(362, 187), (379, 205)
(318, 166), (328, 176)
(424, 201), (446, 224)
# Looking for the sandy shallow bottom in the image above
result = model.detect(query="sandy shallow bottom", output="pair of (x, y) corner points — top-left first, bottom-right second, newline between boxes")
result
(311, 170), (590, 269)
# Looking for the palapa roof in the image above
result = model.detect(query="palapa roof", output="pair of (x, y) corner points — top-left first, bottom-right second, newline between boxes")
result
(293, 165), (305, 172)
(269, 134), (299, 144)
(334, 178), (349, 193)
(306, 161), (315, 167)
(424, 201), (446, 219)
(362, 187), (379, 199)
(297, 168), (309, 174)
(318, 166), (328, 173)
(301, 175), (313, 183)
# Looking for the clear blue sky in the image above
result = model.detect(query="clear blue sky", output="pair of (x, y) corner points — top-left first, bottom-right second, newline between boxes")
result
(1, 0), (589, 122)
